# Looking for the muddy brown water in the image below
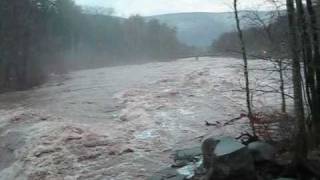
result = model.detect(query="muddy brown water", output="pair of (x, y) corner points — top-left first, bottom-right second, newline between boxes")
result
(0, 57), (290, 180)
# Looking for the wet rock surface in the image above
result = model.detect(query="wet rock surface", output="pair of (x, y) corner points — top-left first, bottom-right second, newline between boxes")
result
(149, 137), (254, 180)
(148, 137), (313, 180)
(148, 168), (187, 180)
(173, 146), (202, 167)
(148, 147), (203, 180)
(248, 141), (276, 162)
(202, 137), (255, 180)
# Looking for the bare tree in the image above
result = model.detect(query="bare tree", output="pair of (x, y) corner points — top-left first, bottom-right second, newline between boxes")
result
(234, 0), (256, 136)
(286, 0), (308, 162)
(306, 0), (320, 143)
(245, 7), (289, 113)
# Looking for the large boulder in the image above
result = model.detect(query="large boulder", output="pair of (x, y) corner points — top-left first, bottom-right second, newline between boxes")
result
(248, 141), (276, 162)
(202, 137), (256, 180)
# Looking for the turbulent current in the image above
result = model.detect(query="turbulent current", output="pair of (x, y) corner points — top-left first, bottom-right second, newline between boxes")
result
(0, 57), (290, 180)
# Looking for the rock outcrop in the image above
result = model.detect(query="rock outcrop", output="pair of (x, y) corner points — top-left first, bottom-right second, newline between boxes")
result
(203, 137), (255, 180)
(248, 141), (276, 162)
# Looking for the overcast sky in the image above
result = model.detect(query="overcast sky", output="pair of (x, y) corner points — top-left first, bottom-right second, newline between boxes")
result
(75, 0), (285, 17)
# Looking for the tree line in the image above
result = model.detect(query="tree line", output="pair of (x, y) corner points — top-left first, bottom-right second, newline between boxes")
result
(229, 0), (320, 164)
(211, 11), (289, 57)
(0, 0), (192, 91)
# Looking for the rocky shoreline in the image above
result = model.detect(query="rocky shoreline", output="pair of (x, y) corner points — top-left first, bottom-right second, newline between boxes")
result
(148, 136), (320, 180)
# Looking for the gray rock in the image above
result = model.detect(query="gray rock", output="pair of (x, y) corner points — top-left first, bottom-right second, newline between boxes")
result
(202, 137), (219, 169)
(173, 146), (202, 167)
(177, 159), (203, 179)
(174, 146), (202, 162)
(248, 141), (276, 162)
(148, 167), (187, 180)
(203, 137), (255, 180)
(214, 137), (246, 156)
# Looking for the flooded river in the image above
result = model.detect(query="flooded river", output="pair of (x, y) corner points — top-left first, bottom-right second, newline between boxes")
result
(0, 57), (290, 180)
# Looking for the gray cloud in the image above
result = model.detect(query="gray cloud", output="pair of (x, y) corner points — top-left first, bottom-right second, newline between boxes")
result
(75, 0), (285, 17)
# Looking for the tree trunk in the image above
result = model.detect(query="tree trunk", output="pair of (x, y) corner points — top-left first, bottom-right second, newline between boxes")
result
(306, 0), (320, 144)
(295, 0), (315, 144)
(286, 0), (308, 162)
(278, 60), (287, 113)
(234, 0), (256, 136)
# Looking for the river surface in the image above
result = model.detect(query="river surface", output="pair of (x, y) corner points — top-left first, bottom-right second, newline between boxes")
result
(0, 57), (291, 180)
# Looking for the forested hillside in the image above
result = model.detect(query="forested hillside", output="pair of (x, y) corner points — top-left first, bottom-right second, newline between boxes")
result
(210, 7), (319, 58)
(211, 13), (288, 57)
(146, 12), (235, 47)
(0, 0), (192, 91)
(147, 11), (271, 47)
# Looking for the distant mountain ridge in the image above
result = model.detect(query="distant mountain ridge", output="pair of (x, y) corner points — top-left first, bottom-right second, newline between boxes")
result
(81, 6), (272, 48)
(145, 11), (271, 47)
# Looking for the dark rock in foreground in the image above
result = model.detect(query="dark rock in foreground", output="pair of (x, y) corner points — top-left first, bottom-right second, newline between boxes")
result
(173, 146), (202, 167)
(248, 141), (276, 162)
(148, 136), (319, 180)
(203, 137), (255, 180)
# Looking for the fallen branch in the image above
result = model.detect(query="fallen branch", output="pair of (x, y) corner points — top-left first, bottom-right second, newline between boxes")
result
(205, 114), (246, 127)
(205, 120), (221, 127)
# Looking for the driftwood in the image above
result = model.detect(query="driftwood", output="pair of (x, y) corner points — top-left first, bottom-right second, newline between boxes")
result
(205, 114), (245, 127)
(205, 120), (221, 127)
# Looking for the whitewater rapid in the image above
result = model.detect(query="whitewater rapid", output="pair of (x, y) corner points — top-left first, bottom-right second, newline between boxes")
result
(0, 57), (292, 180)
